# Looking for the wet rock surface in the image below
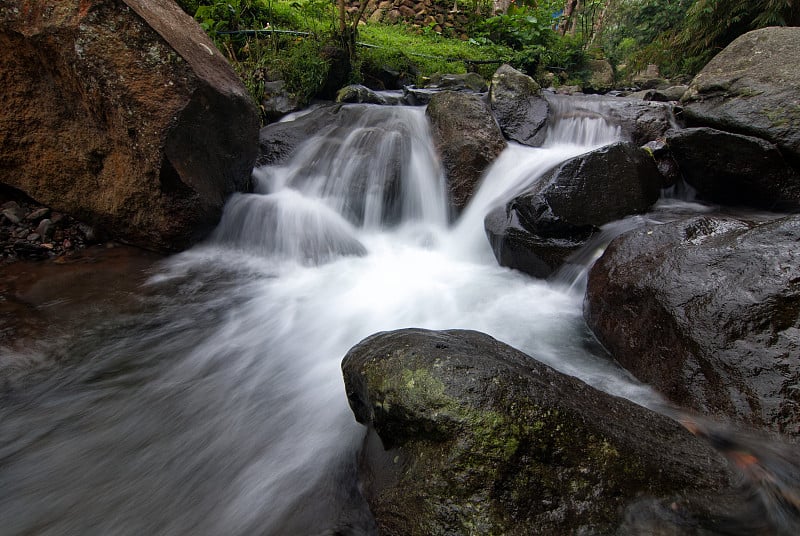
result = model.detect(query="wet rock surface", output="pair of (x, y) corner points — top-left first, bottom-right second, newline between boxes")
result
(486, 142), (662, 278)
(342, 328), (733, 535)
(426, 91), (506, 215)
(489, 64), (549, 147)
(585, 214), (800, 436)
(681, 27), (800, 166)
(666, 127), (800, 211)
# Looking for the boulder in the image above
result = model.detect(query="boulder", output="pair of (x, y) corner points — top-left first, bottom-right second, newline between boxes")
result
(488, 64), (549, 147)
(425, 72), (488, 93)
(681, 27), (800, 166)
(644, 85), (689, 102)
(642, 139), (681, 188)
(605, 99), (678, 146)
(336, 84), (388, 105)
(0, 0), (260, 252)
(486, 142), (662, 278)
(666, 127), (800, 210)
(426, 92), (506, 214)
(342, 328), (733, 535)
(584, 214), (800, 436)
(261, 80), (302, 123)
(584, 59), (614, 93)
(256, 104), (342, 167)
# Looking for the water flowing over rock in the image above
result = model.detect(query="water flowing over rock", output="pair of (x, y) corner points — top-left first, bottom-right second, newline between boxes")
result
(486, 142), (662, 278)
(546, 94), (677, 147)
(667, 127), (800, 211)
(426, 91), (506, 214)
(256, 104), (341, 166)
(681, 27), (800, 166)
(489, 64), (549, 147)
(0, 0), (260, 252)
(342, 328), (733, 535)
(585, 214), (800, 436)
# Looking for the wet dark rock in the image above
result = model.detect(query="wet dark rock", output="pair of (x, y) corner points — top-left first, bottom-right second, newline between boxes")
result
(400, 86), (438, 105)
(486, 142), (662, 278)
(0, 0), (260, 252)
(318, 45), (351, 100)
(261, 80), (302, 123)
(488, 64), (549, 147)
(342, 328), (733, 535)
(548, 94), (678, 146)
(336, 84), (388, 105)
(644, 86), (688, 102)
(584, 214), (800, 436)
(642, 140), (682, 188)
(256, 104), (342, 166)
(485, 205), (590, 279)
(666, 127), (800, 210)
(425, 72), (488, 93)
(606, 99), (678, 145)
(426, 91), (506, 214)
(682, 27), (800, 166)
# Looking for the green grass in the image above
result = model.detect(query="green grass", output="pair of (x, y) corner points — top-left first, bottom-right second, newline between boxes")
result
(357, 24), (511, 81)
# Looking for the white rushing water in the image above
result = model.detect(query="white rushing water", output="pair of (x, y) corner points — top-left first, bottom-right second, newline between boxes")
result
(0, 102), (663, 535)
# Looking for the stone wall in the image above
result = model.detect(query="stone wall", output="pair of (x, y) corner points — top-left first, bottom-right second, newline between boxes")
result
(348, 0), (485, 38)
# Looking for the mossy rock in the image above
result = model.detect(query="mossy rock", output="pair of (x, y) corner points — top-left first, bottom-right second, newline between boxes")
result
(342, 328), (733, 535)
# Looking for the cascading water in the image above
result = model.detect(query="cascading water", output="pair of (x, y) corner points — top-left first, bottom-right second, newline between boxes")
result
(0, 101), (664, 535)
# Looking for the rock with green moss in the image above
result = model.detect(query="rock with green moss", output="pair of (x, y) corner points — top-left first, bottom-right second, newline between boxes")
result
(426, 92), (506, 214)
(489, 64), (549, 147)
(342, 328), (733, 535)
(682, 27), (800, 167)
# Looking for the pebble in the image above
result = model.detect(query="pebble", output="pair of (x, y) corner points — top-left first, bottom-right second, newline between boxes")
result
(25, 207), (50, 221)
(1, 198), (89, 263)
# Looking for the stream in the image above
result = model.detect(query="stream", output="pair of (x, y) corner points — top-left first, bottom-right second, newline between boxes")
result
(1, 99), (701, 535)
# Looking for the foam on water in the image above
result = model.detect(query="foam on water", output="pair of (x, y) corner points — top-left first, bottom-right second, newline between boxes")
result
(0, 101), (664, 535)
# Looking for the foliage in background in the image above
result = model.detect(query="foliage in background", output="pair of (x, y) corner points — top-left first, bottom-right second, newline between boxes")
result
(599, 0), (800, 80)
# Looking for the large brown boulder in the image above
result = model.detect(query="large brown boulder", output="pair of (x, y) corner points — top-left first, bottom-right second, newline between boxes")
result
(426, 91), (506, 214)
(342, 328), (734, 535)
(0, 0), (260, 251)
(585, 214), (800, 436)
(681, 27), (800, 166)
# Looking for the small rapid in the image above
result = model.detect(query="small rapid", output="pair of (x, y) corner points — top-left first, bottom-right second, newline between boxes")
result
(0, 101), (662, 535)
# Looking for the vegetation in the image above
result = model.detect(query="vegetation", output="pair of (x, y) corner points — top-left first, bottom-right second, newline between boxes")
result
(175, 0), (800, 120)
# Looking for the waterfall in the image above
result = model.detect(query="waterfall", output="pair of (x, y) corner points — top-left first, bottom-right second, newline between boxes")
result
(0, 102), (664, 535)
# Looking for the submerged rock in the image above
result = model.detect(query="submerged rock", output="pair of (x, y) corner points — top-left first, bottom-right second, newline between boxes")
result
(342, 328), (732, 535)
(682, 27), (800, 166)
(486, 142), (662, 278)
(585, 214), (800, 436)
(426, 91), (506, 215)
(666, 127), (800, 210)
(0, 0), (260, 252)
(489, 64), (549, 147)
